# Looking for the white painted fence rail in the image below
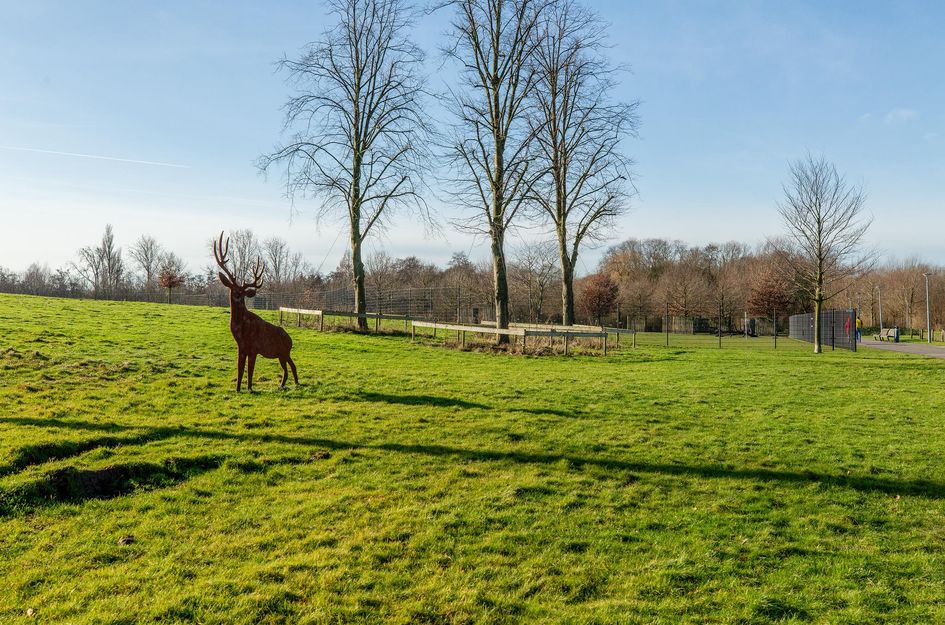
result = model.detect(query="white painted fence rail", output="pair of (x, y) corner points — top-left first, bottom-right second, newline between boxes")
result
(410, 320), (609, 354)
(278, 307), (412, 331)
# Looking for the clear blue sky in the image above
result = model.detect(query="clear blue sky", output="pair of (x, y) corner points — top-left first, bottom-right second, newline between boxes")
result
(1, 1), (942, 274)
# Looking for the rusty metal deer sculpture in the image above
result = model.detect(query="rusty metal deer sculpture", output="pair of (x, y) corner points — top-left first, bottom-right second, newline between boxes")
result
(214, 231), (299, 391)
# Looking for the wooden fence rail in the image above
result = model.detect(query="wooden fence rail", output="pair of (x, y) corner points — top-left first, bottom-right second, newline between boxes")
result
(278, 308), (412, 332)
(279, 308), (618, 354)
(410, 320), (608, 355)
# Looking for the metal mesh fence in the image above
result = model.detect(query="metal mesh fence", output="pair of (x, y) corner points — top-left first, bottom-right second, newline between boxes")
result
(789, 309), (857, 351)
(3, 282), (837, 351)
(253, 285), (496, 324)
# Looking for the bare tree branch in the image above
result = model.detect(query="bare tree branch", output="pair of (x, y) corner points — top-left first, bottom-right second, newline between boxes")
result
(772, 154), (873, 353)
(528, 0), (638, 324)
(259, 0), (433, 328)
(441, 0), (548, 338)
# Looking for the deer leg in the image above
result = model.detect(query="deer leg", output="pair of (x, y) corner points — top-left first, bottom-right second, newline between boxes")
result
(287, 356), (299, 385)
(236, 352), (246, 392)
(247, 354), (257, 392)
(279, 358), (289, 388)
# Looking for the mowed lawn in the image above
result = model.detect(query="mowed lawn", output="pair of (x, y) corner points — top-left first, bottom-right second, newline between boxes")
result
(2, 295), (945, 624)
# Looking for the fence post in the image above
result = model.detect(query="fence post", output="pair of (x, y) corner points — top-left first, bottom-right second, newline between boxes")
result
(319, 312), (324, 332)
(773, 308), (777, 349)
(718, 301), (723, 349)
(565, 334), (570, 356)
(279, 309), (283, 326)
(603, 333), (608, 356)
(665, 302), (669, 347)
(411, 322), (415, 341)
(297, 310), (301, 328)
(632, 330), (637, 349)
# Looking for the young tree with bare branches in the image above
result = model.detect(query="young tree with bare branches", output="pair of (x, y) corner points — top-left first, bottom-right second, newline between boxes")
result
(775, 155), (872, 353)
(366, 249), (397, 311)
(74, 224), (124, 299)
(530, 0), (638, 324)
(511, 240), (558, 322)
(262, 237), (305, 289)
(226, 229), (262, 284)
(259, 0), (431, 329)
(443, 0), (547, 340)
(128, 235), (164, 292)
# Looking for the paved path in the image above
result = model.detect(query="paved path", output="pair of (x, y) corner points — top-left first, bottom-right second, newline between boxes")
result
(861, 339), (945, 359)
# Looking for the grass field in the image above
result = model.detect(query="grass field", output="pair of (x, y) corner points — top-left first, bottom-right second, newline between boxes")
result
(2, 294), (945, 624)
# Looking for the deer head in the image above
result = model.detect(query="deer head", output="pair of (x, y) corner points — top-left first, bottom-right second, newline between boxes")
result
(213, 231), (265, 304)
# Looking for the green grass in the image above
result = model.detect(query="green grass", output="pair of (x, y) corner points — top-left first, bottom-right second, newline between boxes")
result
(2, 293), (945, 624)
(892, 334), (945, 347)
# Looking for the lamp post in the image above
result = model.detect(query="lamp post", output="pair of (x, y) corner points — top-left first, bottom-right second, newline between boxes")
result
(924, 272), (932, 344)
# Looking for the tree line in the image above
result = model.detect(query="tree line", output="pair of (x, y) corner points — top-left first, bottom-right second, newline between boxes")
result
(5, 218), (942, 336)
(2, 2), (912, 352)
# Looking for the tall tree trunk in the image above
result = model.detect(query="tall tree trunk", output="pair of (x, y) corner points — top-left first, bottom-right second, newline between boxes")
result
(560, 252), (575, 326)
(351, 232), (368, 331)
(492, 227), (510, 344)
(556, 207), (576, 324)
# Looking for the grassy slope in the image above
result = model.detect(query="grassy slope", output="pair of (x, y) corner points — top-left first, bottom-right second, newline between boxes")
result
(1, 294), (944, 624)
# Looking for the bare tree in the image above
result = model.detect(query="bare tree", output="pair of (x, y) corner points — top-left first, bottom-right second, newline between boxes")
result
(259, 0), (431, 329)
(74, 225), (124, 298)
(285, 251), (306, 287)
(530, 0), (638, 324)
(775, 155), (872, 353)
(222, 229), (262, 284)
(511, 240), (557, 321)
(444, 0), (547, 340)
(128, 235), (164, 291)
(366, 249), (397, 311)
(21, 263), (50, 296)
(704, 242), (750, 331)
(263, 237), (291, 289)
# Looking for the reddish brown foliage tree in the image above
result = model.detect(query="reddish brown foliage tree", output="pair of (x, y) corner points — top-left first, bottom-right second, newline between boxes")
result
(747, 269), (794, 317)
(580, 273), (619, 325)
(158, 269), (184, 304)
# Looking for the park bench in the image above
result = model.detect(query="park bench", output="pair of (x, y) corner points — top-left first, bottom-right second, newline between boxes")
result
(874, 328), (897, 342)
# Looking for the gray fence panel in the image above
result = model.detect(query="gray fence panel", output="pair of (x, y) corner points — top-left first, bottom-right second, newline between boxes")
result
(789, 309), (857, 351)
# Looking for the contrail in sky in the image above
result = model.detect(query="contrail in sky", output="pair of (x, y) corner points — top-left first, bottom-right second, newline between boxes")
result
(0, 145), (190, 169)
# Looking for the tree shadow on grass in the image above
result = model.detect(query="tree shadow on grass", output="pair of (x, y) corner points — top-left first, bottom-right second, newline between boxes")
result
(355, 391), (490, 410)
(509, 407), (578, 418)
(0, 431), (174, 477)
(0, 455), (222, 516)
(3, 415), (944, 500)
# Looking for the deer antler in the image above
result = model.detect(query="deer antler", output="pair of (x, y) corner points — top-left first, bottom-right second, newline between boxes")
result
(213, 230), (242, 284)
(246, 256), (265, 290)
(213, 231), (238, 284)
